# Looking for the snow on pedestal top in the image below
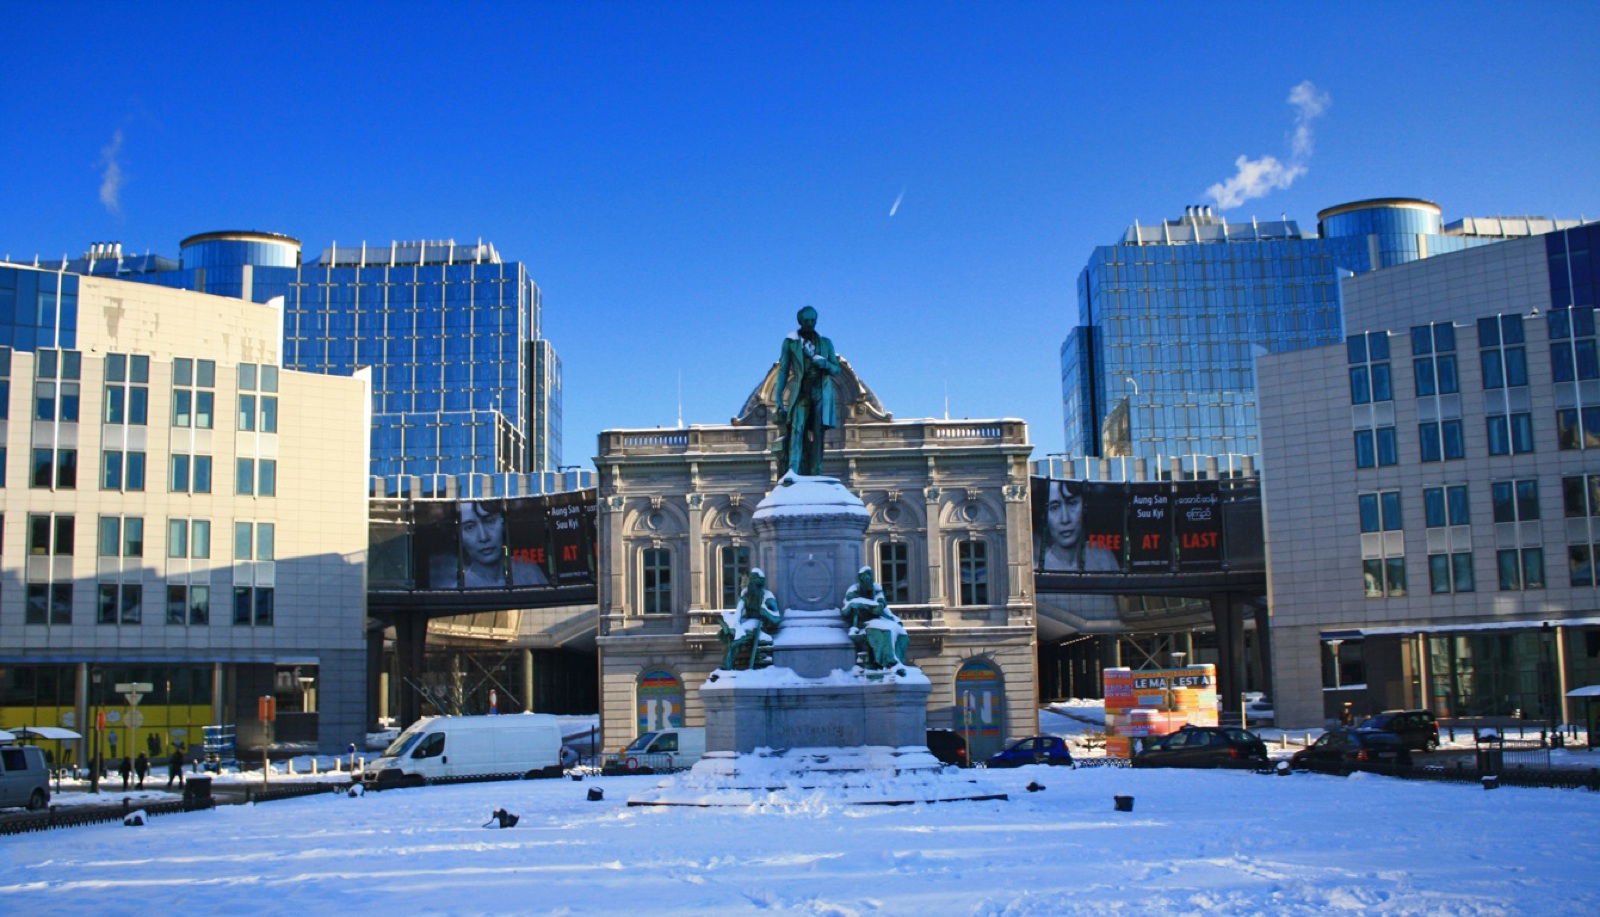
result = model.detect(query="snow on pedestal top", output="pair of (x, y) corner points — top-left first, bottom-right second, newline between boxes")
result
(753, 473), (869, 520)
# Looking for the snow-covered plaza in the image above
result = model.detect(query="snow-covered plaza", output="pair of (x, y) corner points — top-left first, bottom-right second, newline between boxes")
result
(3, 751), (1598, 916)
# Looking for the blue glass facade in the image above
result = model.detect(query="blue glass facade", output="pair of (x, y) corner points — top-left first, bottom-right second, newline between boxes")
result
(17, 233), (563, 484)
(1063, 199), (1513, 465)
(0, 268), (77, 352)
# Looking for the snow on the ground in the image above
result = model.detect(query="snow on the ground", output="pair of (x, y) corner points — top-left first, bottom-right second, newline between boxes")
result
(4, 760), (1598, 915)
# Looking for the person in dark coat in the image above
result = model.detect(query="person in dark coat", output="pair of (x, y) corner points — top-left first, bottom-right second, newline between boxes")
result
(134, 752), (150, 788)
(118, 755), (132, 791)
(166, 747), (185, 789)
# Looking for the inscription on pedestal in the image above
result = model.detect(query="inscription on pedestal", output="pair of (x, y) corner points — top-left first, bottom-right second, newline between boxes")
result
(790, 552), (834, 606)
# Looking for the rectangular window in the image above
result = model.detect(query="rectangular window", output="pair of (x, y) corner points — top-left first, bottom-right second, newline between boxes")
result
(1486, 413), (1535, 456)
(28, 514), (73, 556)
(958, 539), (988, 605)
(1376, 427), (1398, 466)
(1563, 474), (1600, 518)
(100, 450), (146, 491)
(236, 458), (254, 495)
(1491, 479), (1540, 524)
(1354, 429), (1375, 469)
(258, 459), (275, 496)
(96, 583), (141, 625)
(103, 353), (149, 426)
(1556, 406), (1600, 450)
(1360, 491), (1403, 532)
(26, 583), (72, 625)
(1419, 420), (1465, 462)
(1497, 547), (1545, 591)
(172, 358), (216, 428)
(1549, 306), (1600, 382)
(641, 548), (672, 614)
(238, 393), (256, 432)
(1429, 553), (1476, 594)
(261, 396), (278, 433)
(1346, 331), (1392, 405)
(1362, 557), (1408, 597)
(31, 448), (76, 489)
(97, 517), (143, 557)
(719, 544), (751, 609)
(1569, 545), (1597, 587)
(1479, 315), (1528, 389)
(878, 541), (911, 604)
(170, 454), (213, 493)
(1424, 485), (1470, 528)
(235, 521), (253, 560)
(231, 586), (273, 626)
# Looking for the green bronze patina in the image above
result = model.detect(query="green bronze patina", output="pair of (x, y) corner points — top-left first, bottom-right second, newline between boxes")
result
(773, 306), (842, 476)
(718, 568), (784, 670)
(841, 566), (910, 671)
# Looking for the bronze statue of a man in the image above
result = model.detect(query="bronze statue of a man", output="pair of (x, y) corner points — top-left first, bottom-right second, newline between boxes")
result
(718, 568), (783, 670)
(773, 306), (842, 476)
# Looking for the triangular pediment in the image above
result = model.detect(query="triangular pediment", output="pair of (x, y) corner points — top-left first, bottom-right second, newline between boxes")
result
(732, 356), (892, 426)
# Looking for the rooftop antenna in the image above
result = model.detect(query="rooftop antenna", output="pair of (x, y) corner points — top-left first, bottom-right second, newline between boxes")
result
(943, 382), (950, 420)
(676, 371), (685, 429)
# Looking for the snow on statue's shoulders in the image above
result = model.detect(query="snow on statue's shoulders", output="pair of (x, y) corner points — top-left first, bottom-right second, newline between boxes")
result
(754, 474), (868, 518)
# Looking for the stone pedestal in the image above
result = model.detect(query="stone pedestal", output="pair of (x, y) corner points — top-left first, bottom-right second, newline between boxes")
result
(629, 474), (1003, 804)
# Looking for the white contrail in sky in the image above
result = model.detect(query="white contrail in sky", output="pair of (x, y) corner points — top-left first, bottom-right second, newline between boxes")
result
(889, 187), (905, 217)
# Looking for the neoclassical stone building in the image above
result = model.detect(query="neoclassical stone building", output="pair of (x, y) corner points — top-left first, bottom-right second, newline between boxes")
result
(594, 362), (1038, 760)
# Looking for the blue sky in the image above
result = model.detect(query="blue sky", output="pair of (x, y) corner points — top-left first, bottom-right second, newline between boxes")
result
(3, 2), (1597, 467)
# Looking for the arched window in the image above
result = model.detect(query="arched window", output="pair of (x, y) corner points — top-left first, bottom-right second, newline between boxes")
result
(637, 670), (684, 733)
(955, 659), (1005, 761)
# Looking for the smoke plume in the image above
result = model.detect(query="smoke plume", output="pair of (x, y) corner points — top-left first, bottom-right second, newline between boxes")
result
(1206, 81), (1330, 210)
(98, 129), (125, 215)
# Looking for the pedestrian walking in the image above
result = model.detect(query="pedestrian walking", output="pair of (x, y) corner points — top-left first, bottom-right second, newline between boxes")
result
(166, 746), (185, 789)
(118, 755), (132, 791)
(134, 752), (150, 788)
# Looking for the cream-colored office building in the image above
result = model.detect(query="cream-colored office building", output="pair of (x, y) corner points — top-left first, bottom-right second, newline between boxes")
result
(0, 265), (369, 757)
(594, 364), (1039, 761)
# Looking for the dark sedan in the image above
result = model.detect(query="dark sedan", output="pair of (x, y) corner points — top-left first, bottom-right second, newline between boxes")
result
(984, 735), (1074, 768)
(1131, 726), (1269, 769)
(1290, 728), (1413, 775)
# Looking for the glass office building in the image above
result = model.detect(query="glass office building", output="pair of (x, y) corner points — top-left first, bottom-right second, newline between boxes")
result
(24, 232), (563, 488)
(1063, 199), (1584, 468)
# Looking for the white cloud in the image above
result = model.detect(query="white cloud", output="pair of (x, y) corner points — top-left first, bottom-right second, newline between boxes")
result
(98, 129), (125, 215)
(1207, 81), (1330, 210)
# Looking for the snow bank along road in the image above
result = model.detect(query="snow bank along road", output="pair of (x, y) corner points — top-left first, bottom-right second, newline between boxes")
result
(2, 765), (1596, 915)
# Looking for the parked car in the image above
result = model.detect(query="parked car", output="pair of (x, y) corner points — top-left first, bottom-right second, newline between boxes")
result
(1290, 727), (1413, 774)
(1131, 725), (1268, 769)
(925, 729), (971, 768)
(984, 735), (1073, 768)
(602, 727), (707, 775)
(0, 744), (51, 810)
(1356, 709), (1439, 751)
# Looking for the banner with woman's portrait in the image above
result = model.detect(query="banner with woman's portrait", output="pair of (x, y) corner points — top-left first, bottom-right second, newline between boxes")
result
(411, 490), (598, 591)
(1030, 476), (1258, 575)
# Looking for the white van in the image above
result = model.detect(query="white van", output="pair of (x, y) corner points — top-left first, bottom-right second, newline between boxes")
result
(0, 744), (50, 810)
(361, 714), (564, 789)
(611, 727), (706, 774)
